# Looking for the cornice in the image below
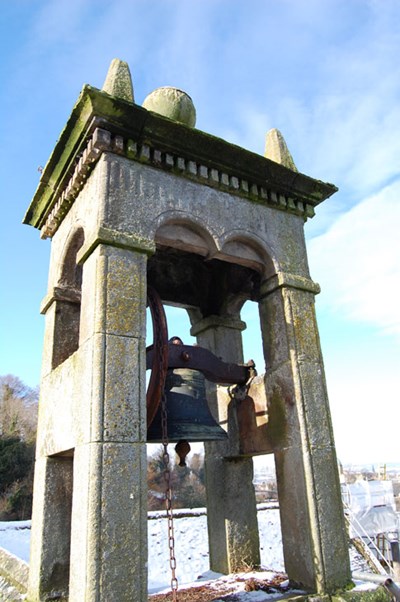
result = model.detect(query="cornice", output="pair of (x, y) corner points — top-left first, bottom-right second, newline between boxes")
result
(23, 86), (338, 238)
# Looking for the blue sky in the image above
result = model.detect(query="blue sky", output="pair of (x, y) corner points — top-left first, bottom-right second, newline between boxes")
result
(1, 0), (399, 465)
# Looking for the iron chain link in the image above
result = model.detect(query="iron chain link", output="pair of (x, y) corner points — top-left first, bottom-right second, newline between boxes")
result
(151, 289), (178, 600)
(161, 391), (178, 600)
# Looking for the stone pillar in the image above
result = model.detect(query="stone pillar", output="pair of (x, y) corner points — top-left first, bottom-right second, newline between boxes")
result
(190, 314), (260, 574)
(390, 541), (400, 582)
(28, 456), (73, 599)
(69, 442), (147, 602)
(259, 273), (352, 593)
(69, 243), (148, 602)
(38, 287), (81, 379)
(28, 242), (149, 602)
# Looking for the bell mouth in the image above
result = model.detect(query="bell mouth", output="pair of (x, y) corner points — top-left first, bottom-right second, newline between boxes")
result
(146, 391), (228, 443)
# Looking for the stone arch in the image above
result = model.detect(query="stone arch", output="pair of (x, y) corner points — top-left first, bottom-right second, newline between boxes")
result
(52, 226), (85, 368)
(217, 230), (277, 279)
(148, 221), (261, 317)
(153, 211), (218, 257)
(58, 226), (85, 289)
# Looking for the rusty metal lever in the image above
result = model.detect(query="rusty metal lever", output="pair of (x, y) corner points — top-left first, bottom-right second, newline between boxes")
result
(146, 343), (255, 386)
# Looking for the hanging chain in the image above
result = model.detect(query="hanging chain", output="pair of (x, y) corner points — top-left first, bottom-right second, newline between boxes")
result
(161, 390), (178, 600)
(149, 285), (178, 600)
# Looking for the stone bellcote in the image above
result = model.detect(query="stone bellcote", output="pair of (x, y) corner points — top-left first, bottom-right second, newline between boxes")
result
(24, 59), (351, 602)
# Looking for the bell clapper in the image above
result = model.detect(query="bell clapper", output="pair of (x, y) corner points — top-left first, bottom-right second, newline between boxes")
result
(175, 440), (191, 467)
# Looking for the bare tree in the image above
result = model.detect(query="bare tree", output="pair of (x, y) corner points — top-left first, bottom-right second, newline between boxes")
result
(0, 375), (38, 442)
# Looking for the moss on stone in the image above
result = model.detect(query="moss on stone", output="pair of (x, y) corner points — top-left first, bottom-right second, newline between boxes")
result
(331, 586), (391, 601)
(23, 85), (338, 232)
(142, 86), (196, 127)
(267, 386), (288, 448)
(102, 58), (134, 103)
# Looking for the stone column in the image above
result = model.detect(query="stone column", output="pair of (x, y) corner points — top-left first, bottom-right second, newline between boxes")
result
(28, 291), (79, 600)
(69, 242), (148, 602)
(259, 273), (352, 594)
(28, 241), (149, 602)
(28, 456), (73, 599)
(190, 314), (260, 574)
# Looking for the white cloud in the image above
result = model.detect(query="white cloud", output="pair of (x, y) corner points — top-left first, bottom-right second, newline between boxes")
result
(301, 85), (400, 196)
(10, 0), (400, 204)
(321, 330), (400, 464)
(328, 366), (398, 464)
(308, 179), (400, 337)
(233, 1), (400, 200)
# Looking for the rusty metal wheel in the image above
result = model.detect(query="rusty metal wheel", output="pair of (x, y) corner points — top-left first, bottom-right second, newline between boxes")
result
(146, 286), (169, 429)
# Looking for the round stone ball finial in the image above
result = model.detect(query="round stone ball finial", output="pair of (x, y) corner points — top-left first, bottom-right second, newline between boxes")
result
(142, 87), (196, 128)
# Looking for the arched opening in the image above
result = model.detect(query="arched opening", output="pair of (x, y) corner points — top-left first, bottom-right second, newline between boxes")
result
(240, 299), (284, 571)
(146, 304), (209, 590)
(145, 242), (266, 586)
(241, 300), (264, 373)
(51, 227), (84, 369)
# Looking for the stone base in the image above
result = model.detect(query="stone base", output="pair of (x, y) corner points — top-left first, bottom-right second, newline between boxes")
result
(0, 548), (28, 597)
(279, 588), (391, 601)
(0, 577), (25, 602)
(0, 551), (392, 602)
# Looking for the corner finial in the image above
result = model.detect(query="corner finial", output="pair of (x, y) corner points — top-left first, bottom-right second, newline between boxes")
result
(264, 128), (298, 171)
(102, 59), (134, 103)
(142, 87), (196, 127)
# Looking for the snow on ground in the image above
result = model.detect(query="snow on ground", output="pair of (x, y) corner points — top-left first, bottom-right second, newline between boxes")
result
(0, 507), (285, 596)
(148, 505), (284, 592)
(0, 506), (374, 599)
(0, 521), (30, 563)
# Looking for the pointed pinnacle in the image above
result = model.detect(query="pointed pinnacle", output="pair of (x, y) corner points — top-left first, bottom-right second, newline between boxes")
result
(102, 58), (134, 103)
(264, 128), (298, 172)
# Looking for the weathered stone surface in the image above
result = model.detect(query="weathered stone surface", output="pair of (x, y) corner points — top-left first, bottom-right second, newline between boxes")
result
(79, 243), (147, 341)
(69, 442), (147, 601)
(22, 60), (350, 601)
(204, 447), (260, 573)
(259, 287), (291, 368)
(191, 315), (260, 573)
(35, 354), (77, 455)
(142, 86), (196, 127)
(100, 246), (147, 337)
(99, 156), (310, 278)
(103, 334), (144, 441)
(0, 548), (28, 594)
(283, 287), (323, 361)
(265, 127), (298, 171)
(0, 575), (27, 601)
(28, 456), (73, 600)
(259, 275), (351, 593)
(102, 58), (134, 102)
(332, 587), (391, 601)
(275, 446), (316, 587)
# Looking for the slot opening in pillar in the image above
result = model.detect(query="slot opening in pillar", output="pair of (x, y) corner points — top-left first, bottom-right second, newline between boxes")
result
(41, 451), (74, 596)
(51, 227), (84, 369)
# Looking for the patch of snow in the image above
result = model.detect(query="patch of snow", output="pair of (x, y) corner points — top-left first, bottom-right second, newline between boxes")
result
(352, 579), (379, 591)
(0, 509), (385, 598)
(147, 507), (284, 591)
(0, 521), (31, 563)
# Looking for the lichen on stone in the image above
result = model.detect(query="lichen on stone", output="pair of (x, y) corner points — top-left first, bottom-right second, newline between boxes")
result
(102, 58), (134, 103)
(142, 86), (196, 127)
(265, 128), (298, 172)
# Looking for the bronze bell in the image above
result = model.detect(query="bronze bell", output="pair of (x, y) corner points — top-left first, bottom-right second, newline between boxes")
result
(147, 366), (228, 444)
